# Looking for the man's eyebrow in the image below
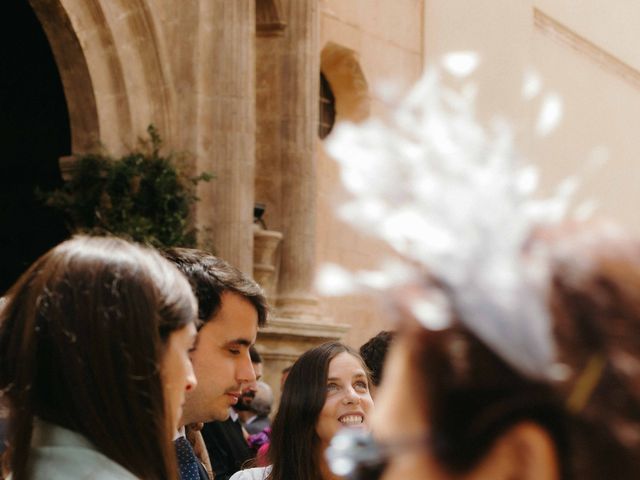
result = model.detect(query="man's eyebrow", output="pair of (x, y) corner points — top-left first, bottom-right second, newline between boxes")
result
(225, 338), (253, 347)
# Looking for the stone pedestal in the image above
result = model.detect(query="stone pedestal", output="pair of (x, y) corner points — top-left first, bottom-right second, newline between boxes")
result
(253, 226), (283, 304)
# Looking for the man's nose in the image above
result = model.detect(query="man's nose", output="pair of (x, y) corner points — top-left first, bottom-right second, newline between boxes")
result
(185, 360), (197, 392)
(237, 352), (256, 384)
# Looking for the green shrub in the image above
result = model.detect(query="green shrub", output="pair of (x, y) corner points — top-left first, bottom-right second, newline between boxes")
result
(41, 125), (212, 247)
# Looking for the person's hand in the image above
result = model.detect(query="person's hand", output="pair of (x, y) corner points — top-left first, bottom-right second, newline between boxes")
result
(186, 423), (214, 480)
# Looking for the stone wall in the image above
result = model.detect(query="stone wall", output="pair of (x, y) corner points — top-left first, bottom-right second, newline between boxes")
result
(26, 0), (640, 406)
(28, 0), (399, 397)
(315, 0), (425, 348)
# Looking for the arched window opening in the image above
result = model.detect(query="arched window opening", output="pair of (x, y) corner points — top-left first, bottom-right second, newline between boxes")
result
(318, 72), (336, 139)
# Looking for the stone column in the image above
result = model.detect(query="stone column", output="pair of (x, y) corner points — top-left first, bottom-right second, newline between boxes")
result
(254, 3), (350, 409)
(255, 0), (286, 232)
(194, 0), (255, 273)
(276, 0), (320, 320)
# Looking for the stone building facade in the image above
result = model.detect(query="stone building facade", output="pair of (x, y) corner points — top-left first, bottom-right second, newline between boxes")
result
(14, 0), (423, 394)
(10, 0), (640, 394)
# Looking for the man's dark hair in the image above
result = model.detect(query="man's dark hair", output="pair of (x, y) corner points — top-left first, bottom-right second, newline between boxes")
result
(249, 345), (263, 364)
(359, 330), (395, 386)
(161, 247), (268, 328)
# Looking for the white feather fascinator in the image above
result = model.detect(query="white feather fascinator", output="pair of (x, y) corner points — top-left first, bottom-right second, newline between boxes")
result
(317, 55), (577, 380)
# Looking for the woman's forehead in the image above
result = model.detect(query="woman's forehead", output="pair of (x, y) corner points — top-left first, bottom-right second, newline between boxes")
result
(328, 352), (366, 376)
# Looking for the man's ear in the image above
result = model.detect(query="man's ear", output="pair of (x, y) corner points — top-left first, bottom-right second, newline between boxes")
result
(468, 422), (560, 480)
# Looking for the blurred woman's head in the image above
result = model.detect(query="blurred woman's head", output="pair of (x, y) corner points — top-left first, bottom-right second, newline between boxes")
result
(269, 341), (373, 480)
(0, 236), (197, 479)
(372, 224), (640, 480)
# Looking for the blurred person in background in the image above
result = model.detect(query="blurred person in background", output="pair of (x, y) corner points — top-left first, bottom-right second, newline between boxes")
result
(237, 347), (265, 428)
(244, 381), (274, 435)
(359, 331), (395, 398)
(245, 382), (274, 468)
(333, 225), (640, 480)
(279, 365), (292, 392)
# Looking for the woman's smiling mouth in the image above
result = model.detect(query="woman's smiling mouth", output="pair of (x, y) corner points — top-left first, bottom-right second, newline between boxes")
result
(339, 414), (364, 426)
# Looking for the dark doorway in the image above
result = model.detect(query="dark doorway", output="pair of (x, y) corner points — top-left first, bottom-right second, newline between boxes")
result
(0, 1), (71, 294)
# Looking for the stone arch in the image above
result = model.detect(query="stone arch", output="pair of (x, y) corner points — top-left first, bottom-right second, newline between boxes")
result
(105, 0), (175, 147)
(27, 0), (174, 155)
(28, 0), (101, 153)
(320, 42), (370, 123)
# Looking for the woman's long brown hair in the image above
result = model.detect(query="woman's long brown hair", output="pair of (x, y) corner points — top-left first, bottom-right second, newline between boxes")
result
(268, 342), (369, 480)
(0, 236), (196, 479)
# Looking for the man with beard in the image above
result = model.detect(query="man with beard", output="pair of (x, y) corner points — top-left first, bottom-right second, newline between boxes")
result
(242, 381), (273, 435)
(201, 346), (264, 480)
(234, 347), (264, 427)
(359, 330), (395, 399)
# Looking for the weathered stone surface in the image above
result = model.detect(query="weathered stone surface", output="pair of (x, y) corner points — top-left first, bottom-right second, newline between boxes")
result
(275, 0), (321, 321)
(27, 0), (426, 391)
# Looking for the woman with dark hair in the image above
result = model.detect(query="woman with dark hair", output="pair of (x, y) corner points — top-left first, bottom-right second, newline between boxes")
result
(0, 236), (198, 479)
(230, 341), (374, 480)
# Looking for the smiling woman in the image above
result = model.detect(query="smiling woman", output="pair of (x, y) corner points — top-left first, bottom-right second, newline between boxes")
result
(229, 342), (374, 480)
(316, 352), (374, 443)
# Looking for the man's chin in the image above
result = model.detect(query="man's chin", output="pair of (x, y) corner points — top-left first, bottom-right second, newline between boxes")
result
(179, 396), (233, 425)
(210, 408), (230, 422)
(234, 401), (252, 412)
(211, 400), (232, 422)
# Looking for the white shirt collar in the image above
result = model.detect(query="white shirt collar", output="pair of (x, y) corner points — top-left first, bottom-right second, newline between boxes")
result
(228, 407), (239, 422)
(245, 415), (258, 425)
(174, 426), (186, 441)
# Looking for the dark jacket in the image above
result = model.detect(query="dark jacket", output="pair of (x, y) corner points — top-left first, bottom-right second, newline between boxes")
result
(201, 418), (254, 480)
(244, 415), (271, 435)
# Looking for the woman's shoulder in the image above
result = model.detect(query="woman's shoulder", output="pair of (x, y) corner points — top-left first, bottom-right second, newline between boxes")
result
(25, 449), (137, 479)
(229, 465), (272, 480)
(23, 420), (138, 479)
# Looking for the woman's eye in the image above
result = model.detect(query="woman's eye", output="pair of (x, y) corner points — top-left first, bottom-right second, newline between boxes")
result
(354, 381), (368, 391)
(229, 349), (240, 355)
(327, 383), (339, 392)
